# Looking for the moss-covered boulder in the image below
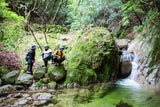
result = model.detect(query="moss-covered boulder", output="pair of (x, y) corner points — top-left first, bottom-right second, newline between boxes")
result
(0, 66), (9, 77)
(33, 67), (46, 81)
(0, 84), (16, 93)
(48, 65), (66, 82)
(48, 81), (56, 89)
(16, 73), (33, 85)
(65, 27), (119, 84)
(2, 71), (20, 84)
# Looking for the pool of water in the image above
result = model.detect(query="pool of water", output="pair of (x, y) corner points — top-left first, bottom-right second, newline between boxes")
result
(73, 79), (160, 107)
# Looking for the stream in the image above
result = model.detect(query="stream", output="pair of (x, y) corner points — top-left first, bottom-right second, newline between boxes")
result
(1, 49), (160, 107)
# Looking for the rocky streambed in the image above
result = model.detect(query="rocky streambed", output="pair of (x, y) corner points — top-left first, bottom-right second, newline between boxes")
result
(1, 80), (160, 107)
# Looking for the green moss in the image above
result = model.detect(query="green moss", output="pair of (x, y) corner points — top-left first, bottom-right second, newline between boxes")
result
(0, 65), (9, 77)
(35, 80), (45, 87)
(65, 27), (119, 84)
(42, 77), (49, 84)
(21, 66), (27, 71)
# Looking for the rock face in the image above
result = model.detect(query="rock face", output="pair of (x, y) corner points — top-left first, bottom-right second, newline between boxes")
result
(121, 60), (132, 78)
(0, 66), (9, 77)
(48, 65), (66, 82)
(16, 73), (33, 85)
(115, 39), (129, 49)
(65, 27), (120, 84)
(2, 71), (20, 84)
(0, 84), (16, 93)
(128, 26), (160, 88)
(33, 67), (46, 81)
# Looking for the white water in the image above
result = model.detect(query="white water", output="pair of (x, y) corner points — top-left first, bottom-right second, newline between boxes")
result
(116, 46), (140, 87)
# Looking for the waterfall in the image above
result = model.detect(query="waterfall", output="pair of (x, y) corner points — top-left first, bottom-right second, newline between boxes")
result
(120, 51), (139, 80)
(116, 45), (140, 87)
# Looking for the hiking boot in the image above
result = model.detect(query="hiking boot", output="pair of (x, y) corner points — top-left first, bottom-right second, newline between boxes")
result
(27, 71), (31, 74)
(54, 63), (57, 66)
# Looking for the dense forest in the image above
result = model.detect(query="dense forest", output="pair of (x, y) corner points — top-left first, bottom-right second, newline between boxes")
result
(0, 0), (160, 107)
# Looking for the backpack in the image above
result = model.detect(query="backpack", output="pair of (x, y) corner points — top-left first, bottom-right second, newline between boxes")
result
(25, 52), (29, 61)
(56, 50), (63, 57)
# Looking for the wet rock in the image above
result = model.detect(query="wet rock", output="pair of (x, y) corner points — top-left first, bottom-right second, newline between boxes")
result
(0, 79), (2, 86)
(7, 94), (12, 98)
(48, 104), (54, 107)
(48, 81), (56, 89)
(14, 93), (22, 98)
(0, 66), (9, 77)
(33, 100), (47, 106)
(48, 65), (66, 82)
(33, 67), (46, 81)
(2, 71), (20, 84)
(116, 100), (133, 107)
(121, 60), (132, 78)
(32, 93), (51, 106)
(57, 85), (64, 89)
(16, 73), (33, 85)
(115, 39), (129, 49)
(0, 84), (16, 93)
(32, 93), (52, 101)
(76, 89), (93, 103)
(73, 83), (80, 88)
(67, 83), (73, 88)
(18, 100), (28, 106)
(22, 94), (30, 98)
(29, 83), (37, 90)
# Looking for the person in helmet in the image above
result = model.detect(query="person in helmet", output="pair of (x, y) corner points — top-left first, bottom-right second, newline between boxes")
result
(42, 44), (52, 67)
(53, 47), (65, 66)
(26, 45), (36, 75)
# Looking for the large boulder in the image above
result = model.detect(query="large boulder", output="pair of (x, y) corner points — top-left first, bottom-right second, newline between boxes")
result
(65, 27), (120, 84)
(16, 73), (33, 85)
(121, 60), (132, 78)
(32, 93), (52, 106)
(0, 66), (9, 77)
(2, 71), (20, 84)
(48, 65), (65, 82)
(33, 67), (46, 81)
(0, 84), (16, 93)
(115, 39), (129, 49)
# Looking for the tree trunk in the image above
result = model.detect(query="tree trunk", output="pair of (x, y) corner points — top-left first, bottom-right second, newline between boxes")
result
(75, 0), (82, 15)
(29, 26), (43, 52)
(52, 0), (63, 23)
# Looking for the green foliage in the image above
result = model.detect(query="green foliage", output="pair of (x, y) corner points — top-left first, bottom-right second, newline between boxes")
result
(120, 0), (144, 26)
(0, 0), (25, 50)
(33, 23), (41, 31)
(66, 0), (122, 30)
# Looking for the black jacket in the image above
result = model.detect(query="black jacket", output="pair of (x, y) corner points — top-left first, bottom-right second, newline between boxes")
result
(27, 49), (35, 63)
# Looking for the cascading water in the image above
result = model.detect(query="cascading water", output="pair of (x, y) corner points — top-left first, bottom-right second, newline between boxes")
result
(116, 44), (140, 87)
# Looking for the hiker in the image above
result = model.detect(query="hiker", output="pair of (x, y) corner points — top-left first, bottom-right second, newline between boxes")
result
(53, 47), (65, 66)
(26, 45), (36, 75)
(42, 44), (52, 67)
